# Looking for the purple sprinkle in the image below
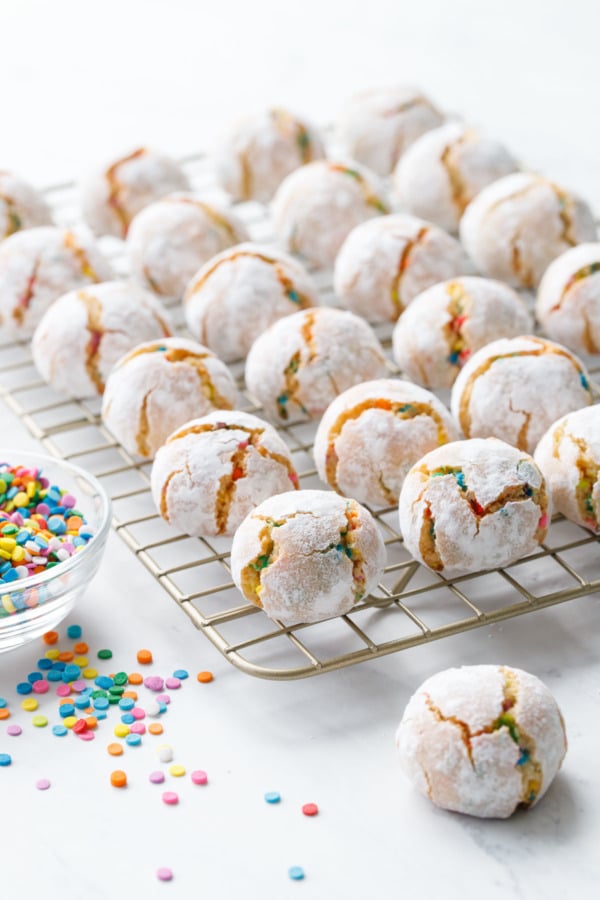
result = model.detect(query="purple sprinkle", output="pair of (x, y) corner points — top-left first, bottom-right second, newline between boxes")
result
(36, 778), (51, 791)
(71, 680), (86, 693)
(156, 867), (173, 882)
(62, 494), (76, 509)
(156, 693), (171, 705)
(7, 725), (22, 736)
(10, 513), (24, 525)
(143, 676), (164, 692)
(149, 770), (165, 784)
(36, 503), (50, 516)
(164, 677), (181, 690)
(39, 477), (49, 488)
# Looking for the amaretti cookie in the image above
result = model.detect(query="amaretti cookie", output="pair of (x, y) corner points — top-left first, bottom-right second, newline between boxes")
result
(534, 405), (600, 534)
(393, 123), (518, 233)
(0, 171), (52, 239)
(127, 196), (249, 300)
(313, 379), (458, 507)
(272, 160), (389, 269)
(451, 336), (593, 454)
(230, 489), (386, 625)
(337, 85), (444, 176)
(392, 277), (532, 389)
(334, 214), (472, 323)
(32, 281), (172, 398)
(101, 337), (237, 459)
(215, 107), (325, 203)
(396, 665), (567, 818)
(80, 147), (190, 238)
(184, 243), (319, 362)
(460, 173), (596, 289)
(536, 243), (600, 354)
(245, 308), (388, 422)
(150, 410), (299, 538)
(0, 226), (114, 338)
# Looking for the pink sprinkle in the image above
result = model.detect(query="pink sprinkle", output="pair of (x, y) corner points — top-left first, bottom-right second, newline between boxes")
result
(78, 731), (95, 741)
(62, 494), (76, 508)
(162, 791), (179, 805)
(10, 513), (24, 525)
(164, 677), (181, 690)
(130, 723), (146, 735)
(56, 684), (71, 697)
(7, 725), (22, 737)
(538, 513), (549, 529)
(144, 676), (164, 692)
(131, 707), (146, 720)
(36, 503), (50, 516)
(36, 778), (51, 791)
(71, 680), (86, 693)
(156, 868), (173, 882)
(149, 771), (165, 784)
(39, 477), (49, 489)
(156, 694), (171, 705)
(32, 679), (49, 694)
(191, 770), (208, 785)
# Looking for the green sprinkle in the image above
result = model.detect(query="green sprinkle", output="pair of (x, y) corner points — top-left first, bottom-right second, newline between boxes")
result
(113, 672), (128, 686)
(97, 649), (113, 660)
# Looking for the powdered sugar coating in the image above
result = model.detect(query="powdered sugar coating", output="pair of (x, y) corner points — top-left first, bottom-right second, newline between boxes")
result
(398, 438), (550, 575)
(451, 336), (593, 453)
(272, 160), (389, 269)
(215, 107), (325, 203)
(392, 277), (532, 388)
(0, 171), (53, 240)
(337, 85), (444, 176)
(0, 226), (114, 338)
(245, 307), (388, 422)
(393, 123), (518, 233)
(460, 173), (597, 289)
(396, 664), (567, 818)
(101, 337), (238, 459)
(334, 214), (472, 324)
(313, 379), (458, 507)
(151, 410), (299, 538)
(230, 489), (386, 625)
(127, 195), (249, 300)
(184, 243), (319, 363)
(32, 281), (172, 399)
(536, 243), (600, 354)
(80, 147), (190, 238)
(534, 405), (600, 534)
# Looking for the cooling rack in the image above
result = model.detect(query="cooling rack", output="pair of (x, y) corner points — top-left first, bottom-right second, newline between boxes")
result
(1, 151), (599, 680)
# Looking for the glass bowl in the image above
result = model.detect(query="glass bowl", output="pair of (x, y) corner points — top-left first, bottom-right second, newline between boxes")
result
(0, 451), (111, 653)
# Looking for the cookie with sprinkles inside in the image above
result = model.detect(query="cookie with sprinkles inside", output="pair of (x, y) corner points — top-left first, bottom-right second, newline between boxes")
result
(80, 147), (190, 238)
(151, 410), (300, 538)
(230, 489), (386, 625)
(450, 335), (593, 454)
(0, 171), (53, 240)
(460, 172), (596, 289)
(272, 159), (389, 269)
(245, 307), (388, 422)
(0, 226), (114, 338)
(32, 281), (172, 399)
(215, 107), (325, 203)
(534, 405), (600, 534)
(392, 277), (532, 389)
(396, 665), (567, 818)
(102, 337), (237, 459)
(313, 379), (459, 507)
(536, 243), (600, 354)
(398, 438), (550, 575)
(334, 214), (472, 324)
(184, 243), (319, 363)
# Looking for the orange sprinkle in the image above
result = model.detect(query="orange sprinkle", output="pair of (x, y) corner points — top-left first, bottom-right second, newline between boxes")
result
(0, 709), (10, 720)
(148, 723), (163, 735)
(197, 671), (214, 683)
(74, 642), (89, 654)
(107, 743), (123, 756)
(86, 716), (98, 729)
(59, 697), (73, 706)
(43, 631), (59, 645)
(136, 649), (153, 665)
(128, 672), (143, 685)
(110, 769), (127, 787)
(122, 690), (138, 701)
(58, 651), (74, 662)
(67, 516), (83, 530)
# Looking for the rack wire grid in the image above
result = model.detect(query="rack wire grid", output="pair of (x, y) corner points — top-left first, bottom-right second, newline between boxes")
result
(1, 151), (599, 680)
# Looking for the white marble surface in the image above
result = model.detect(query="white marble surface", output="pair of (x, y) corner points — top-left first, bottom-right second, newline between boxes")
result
(1, 1), (600, 897)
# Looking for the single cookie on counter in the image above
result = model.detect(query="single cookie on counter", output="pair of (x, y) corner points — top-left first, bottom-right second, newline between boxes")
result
(392, 276), (532, 389)
(450, 335), (593, 453)
(0, 171), (53, 240)
(0, 226), (114, 338)
(396, 665), (567, 818)
(460, 172), (596, 289)
(336, 85), (444, 176)
(536, 243), (600, 354)
(393, 122), (518, 233)
(398, 438), (550, 575)
(151, 410), (300, 538)
(334, 214), (472, 324)
(32, 281), (172, 399)
(127, 195), (249, 300)
(272, 160), (389, 269)
(215, 107), (325, 203)
(534, 405), (600, 534)
(102, 337), (238, 459)
(230, 489), (386, 625)
(313, 379), (458, 508)
(184, 243), (319, 363)
(245, 307), (389, 423)
(80, 147), (190, 238)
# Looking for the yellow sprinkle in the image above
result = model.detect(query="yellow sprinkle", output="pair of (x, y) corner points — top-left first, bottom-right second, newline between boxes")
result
(82, 667), (98, 679)
(169, 764), (186, 777)
(114, 724), (130, 738)
(32, 715), (48, 727)
(63, 716), (77, 728)
(45, 649), (60, 660)
(0, 549), (11, 560)
(73, 656), (88, 668)
(27, 482), (36, 498)
(21, 697), (39, 712)
(2, 595), (16, 614)
(0, 537), (17, 551)
(12, 492), (29, 508)
(11, 546), (25, 563)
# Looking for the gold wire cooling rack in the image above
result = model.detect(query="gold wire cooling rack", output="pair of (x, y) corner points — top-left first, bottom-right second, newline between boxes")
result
(1, 152), (600, 680)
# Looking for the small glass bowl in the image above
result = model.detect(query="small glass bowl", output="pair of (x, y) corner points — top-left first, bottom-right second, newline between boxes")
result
(0, 451), (111, 653)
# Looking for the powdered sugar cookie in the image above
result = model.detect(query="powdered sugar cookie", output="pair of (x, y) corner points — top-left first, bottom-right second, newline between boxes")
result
(102, 337), (238, 459)
(313, 379), (458, 507)
(184, 243), (319, 362)
(398, 438), (550, 575)
(536, 243), (600, 354)
(151, 410), (299, 538)
(396, 665), (567, 818)
(245, 307), (388, 422)
(392, 277), (532, 388)
(451, 336), (593, 453)
(0, 171), (52, 240)
(230, 489), (386, 625)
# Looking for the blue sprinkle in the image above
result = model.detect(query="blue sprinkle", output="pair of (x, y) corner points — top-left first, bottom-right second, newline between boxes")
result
(517, 750), (530, 766)
(0, 697), (7, 708)
(93, 697), (109, 711)
(173, 669), (189, 680)
(288, 866), (305, 881)
(1, 568), (19, 583)
(47, 670), (62, 682)
(0, 561), (12, 575)
(288, 290), (299, 303)
(59, 704), (75, 718)
(398, 404), (413, 413)
(6, 486), (18, 500)
(95, 675), (113, 689)
(16, 531), (30, 545)
(16, 682), (33, 695)
(121, 713), (135, 725)
(95, 711), (107, 721)
(78, 527), (94, 540)
(27, 672), (43, 684)
(72, 537), (86, 547)
(52, 725), (68, 737)
(62, 665), (81, 682)
(74, 697), (90, 710)
(264, 791), (281, 804)
(34, 535), (48, 548)
(67, 624), (82, 639)
(447, 351), (460, 365)
(51, 661), (66, 672)
(454, 471), (467, 491)
(157, 701), (168, 714)
(580, 373), (590, 391)
(125, 733), (141, 747)
(37, 658), (53, 671)
(0, 753), (12, 766)
(47, 516), (66, 535)
(119, 697), (135, 711)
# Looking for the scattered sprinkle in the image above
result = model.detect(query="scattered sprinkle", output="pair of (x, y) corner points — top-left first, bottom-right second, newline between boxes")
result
(6, 724), (22, 736)
(173, 669), (188, 680)
(110, 770), (127, 788)
(156, 867), (173, 882)
(36, 778), (51, 790)
(66, 624), (82, 639)
(148, 723), (163, 735)
(43, 631), (59, 645)
(97, 649), (112, 660)
(157, 745), (174, 763)
(265, 791), (281, 803)
(302, 802), (318, 816)
(149, 771), (165, 784)
(288, 866), (305, 881)
(162, 791), (179, 805)
(21, 697), (39, 711)
(52, 724), (68, 737)
(137, 649), (153, 665)
(169, 764), (185, 777)
(32, 715), (48, 727)
(196, 671), (213, 683)
(0, 753), (12, 766)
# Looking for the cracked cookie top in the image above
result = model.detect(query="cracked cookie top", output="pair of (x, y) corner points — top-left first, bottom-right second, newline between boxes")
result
(536, 242), (600, 355)
(0, 171), (53, 242)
